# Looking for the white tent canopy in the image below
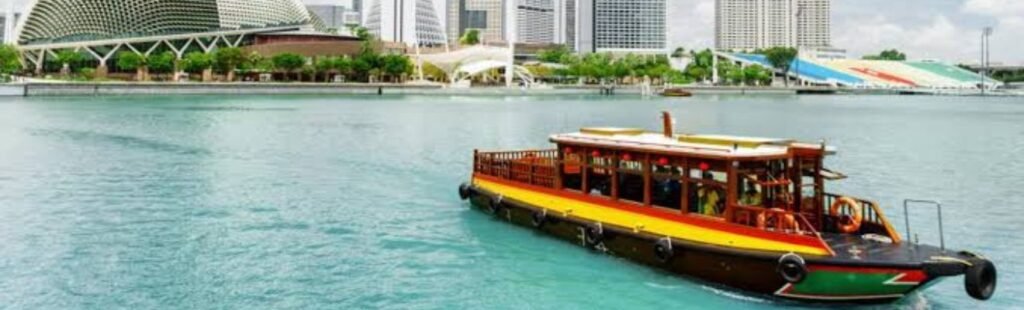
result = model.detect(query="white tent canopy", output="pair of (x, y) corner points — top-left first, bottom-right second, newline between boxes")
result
(413, 45), (533, 86)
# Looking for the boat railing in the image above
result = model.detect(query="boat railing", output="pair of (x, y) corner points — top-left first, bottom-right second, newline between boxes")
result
(730, 205), (822, 237)
(474, 149), (559, 188)
(824, 193), (902, 242)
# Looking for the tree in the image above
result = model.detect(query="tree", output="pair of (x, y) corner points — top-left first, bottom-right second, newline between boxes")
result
(147, 51), (176, 77)
(763, 47), (797, 86)
(333, 56), (353, 81)
(422, 62), (446, 82)
(214, 47), (248, 81)
(0, 44), (21, 79)
(863, 49), (907, 61)
(116, 52), (148, 81)
(538, 45), (571, 63)
(671, 47), (687, 58)
(314, 56), (337, 82)
(54, 50), (84, 76)
(744, 65), (772, 86)
(272, 53), (306, 81)
(460, 29), (481, 46)
(381, 54), (411, 83)
(181, 52), (214, 81)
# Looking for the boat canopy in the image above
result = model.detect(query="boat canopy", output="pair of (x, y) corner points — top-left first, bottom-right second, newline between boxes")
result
(551, 128), (836, 160)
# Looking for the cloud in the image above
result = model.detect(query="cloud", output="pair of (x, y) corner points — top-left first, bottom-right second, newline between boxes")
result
(960, 0), (1024, 65)
(667, 0), (714, 50)
(834, 14), (980, 63)
(962, 0), (1024, 17)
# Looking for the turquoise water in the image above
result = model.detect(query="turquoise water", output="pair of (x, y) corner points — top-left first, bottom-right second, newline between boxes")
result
(0, 94), (1019, 309)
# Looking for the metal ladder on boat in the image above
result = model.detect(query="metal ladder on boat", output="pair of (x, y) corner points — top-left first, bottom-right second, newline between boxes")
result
(903, 199), (945, 251)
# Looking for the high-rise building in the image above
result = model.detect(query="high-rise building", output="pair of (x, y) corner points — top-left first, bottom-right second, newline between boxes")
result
(516, 0), (556, 44)
(575, 0), (667, 53)
(556, 0), (572, 46)
(307, 4), (356, 30)
(1, 13), (20, 44)
(365, 0), (447, 46)
(715, 0), (831, 50)
(796, 0), (829, 48)
(446, 0), (505, 44)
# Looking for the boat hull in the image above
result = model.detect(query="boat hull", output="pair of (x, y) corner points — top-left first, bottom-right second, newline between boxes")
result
(465, 186), (938, 304)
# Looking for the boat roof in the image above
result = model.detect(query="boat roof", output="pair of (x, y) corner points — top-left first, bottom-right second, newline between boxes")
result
(551, 127), (835, 159)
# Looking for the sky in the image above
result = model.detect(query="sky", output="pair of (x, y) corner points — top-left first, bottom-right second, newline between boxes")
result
(2, 0), (1019, 64)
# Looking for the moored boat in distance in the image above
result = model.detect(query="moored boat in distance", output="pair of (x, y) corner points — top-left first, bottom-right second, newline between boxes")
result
(458, 112), (996, 304)
(661, 88), (693, 97)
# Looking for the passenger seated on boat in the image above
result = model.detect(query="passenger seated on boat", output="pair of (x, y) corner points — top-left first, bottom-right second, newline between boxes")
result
(697, 172), (723, 216)
(740, 180), (763, 206)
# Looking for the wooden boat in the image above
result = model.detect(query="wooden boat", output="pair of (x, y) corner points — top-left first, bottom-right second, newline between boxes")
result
(458, 112), (996, 303)
(661, 88), (693, 97)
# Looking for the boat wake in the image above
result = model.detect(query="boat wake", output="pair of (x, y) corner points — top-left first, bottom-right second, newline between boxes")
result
(699, 285), (771, 304)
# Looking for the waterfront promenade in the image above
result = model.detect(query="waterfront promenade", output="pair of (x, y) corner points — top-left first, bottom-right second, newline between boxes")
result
(0, 82), (1013, 97)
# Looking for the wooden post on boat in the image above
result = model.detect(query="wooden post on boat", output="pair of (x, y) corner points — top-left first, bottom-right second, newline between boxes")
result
(662, 111), (674, 138)
(726, 161), (738, 222)
(643, 153), (652, 207)
(581, 148), (590, 194)
(611, 151), (620, 201)
(555, 146), (564, 190)
(681, 158), (689, 214)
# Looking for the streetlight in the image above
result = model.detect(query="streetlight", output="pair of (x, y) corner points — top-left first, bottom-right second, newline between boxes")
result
(980, 27), (993, 95)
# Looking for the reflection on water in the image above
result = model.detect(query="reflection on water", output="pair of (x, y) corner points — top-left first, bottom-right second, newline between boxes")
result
(0, 94), (1019, 309)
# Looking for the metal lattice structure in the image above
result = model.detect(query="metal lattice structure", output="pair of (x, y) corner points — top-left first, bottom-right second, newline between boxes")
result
(16, 0), (314, 45)
(14, 0), (331, 73)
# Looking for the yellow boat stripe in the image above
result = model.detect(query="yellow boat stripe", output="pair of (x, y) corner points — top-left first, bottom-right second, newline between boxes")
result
(474, 178), (831, 256)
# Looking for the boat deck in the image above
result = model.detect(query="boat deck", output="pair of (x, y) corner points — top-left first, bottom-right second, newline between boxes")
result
(821, 233), (963, 267)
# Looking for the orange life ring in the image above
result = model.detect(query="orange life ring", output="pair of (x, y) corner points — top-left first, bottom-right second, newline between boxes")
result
(755, 208), (801, 233)
(755, 211), (768, 229)
(779, 213), (802, 234)
(830, 197), (863, 233)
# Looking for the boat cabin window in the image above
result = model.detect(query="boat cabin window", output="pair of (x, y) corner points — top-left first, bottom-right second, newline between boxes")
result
(561, 147), (583, 191)
(617, 152), (645, 205)
(687, 161), (727, 217)
(588, 151), (614, 196)
(650, 156), (683, 210)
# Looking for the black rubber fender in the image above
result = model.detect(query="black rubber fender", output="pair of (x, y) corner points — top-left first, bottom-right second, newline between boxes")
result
(777, 253), (808, 284)
(654, 237), (674, 264)
(584, 223), (604, 246)
(458, 183), (471, 200)
(965, 259), (997, 300)
(486, 196), (504, 215)
(530, 210), (547, 228)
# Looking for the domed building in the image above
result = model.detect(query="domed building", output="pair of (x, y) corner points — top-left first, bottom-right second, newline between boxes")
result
(14, 0), (360, 76)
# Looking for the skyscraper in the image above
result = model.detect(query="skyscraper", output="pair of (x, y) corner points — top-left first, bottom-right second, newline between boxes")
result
(575, 0), (667, 53)
(715, 0), (831, 50)
(516, 0), (556, 44)
(446, 0), (505, 44)
(307, 3), (356, 30)
(561, 0), (575, 47)
(365, 0), (447, 46)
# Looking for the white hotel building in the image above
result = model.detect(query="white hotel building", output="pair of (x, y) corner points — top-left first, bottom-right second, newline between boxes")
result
(575, 0), (667, 54)
(715, 0), (831, 50)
